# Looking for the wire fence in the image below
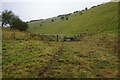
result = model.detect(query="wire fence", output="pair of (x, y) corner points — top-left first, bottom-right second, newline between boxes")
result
(2, 15), (117, 42)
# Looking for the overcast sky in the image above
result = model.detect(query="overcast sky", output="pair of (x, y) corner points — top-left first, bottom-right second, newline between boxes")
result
(1, 0), (112, 21)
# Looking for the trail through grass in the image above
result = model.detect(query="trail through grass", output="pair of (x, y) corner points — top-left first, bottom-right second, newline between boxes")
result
(2, 28), (118, 78)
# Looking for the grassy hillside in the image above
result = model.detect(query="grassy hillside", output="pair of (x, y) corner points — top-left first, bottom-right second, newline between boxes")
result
(27, 2), (118, 34)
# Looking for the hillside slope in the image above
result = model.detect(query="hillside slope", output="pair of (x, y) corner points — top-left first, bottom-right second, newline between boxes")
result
(27, 2), (118, 34)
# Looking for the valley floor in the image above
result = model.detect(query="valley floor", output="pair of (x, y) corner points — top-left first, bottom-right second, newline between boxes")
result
(2, 29), (119, 78)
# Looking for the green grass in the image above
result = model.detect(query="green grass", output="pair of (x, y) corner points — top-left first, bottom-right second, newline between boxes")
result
(2, 2), (119, 78)
(2, 29), (119, 78)
(27, 2), (118, 34)
(2, 40), (60, 78)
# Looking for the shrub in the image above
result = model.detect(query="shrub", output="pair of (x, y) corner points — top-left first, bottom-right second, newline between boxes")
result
(74, 11), (78, 13)
(91, 6), (96, 8)
(11, 17), (28, 31)
(51, 19), (54, 22)
(60, 17), (64, 20)
(85, 7), (88, 11)
(66, 17), (68, 20)
(80, 12), (83, 15)
(40, 24), (42, 26)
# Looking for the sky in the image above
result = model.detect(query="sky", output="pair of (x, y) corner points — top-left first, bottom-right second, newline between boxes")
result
(1, 0), (112, 22)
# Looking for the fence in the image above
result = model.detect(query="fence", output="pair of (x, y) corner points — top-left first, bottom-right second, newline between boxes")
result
(2, 28), (100, 42)
(2, 30), (87, 42)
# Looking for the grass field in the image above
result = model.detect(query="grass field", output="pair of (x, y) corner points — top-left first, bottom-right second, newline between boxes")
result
(2, 1), (119, 78)
(2, 28), (119, 78)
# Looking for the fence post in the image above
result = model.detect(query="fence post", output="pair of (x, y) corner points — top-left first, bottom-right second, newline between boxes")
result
(62, 35), (64, 42)
(57, 35), (58, 42)
(42, 33), (44, 41)
(13, 30), (15, 40)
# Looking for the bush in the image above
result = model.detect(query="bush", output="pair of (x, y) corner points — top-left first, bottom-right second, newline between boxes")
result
(91, 6), (96, 8)
(60, 17), (64, 20)
(51, 19), (54, 22)
(11, 18), (28, 31)
(80, 12), (83, 15)
(74, 11), (78, 13)
(85, 7), (88, 11)
(2, 10), (15, 27)
(66, 17), (68, 20)
(68, 13), (72, 16)
(40, 24), (42, 26)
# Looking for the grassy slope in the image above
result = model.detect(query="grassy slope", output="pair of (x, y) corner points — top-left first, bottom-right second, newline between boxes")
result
(27, 2), (118, 34)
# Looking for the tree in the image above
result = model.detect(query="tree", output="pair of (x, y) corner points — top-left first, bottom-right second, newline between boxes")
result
(74, 11), (78, 13)
(10, 15), (20, 29)
(2, 10), (28, 31)
(79, 12), (82, 15)
(91, 6), (96, 8)
(40, 24), (42, 26)
(11, 17), (28, 31)
(60, 16), (64, 20)
(85, 7), (88, 11)
(66, 17), (68, 20)
(51, 19), (54, 22)
(2, 10), (15, 27)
